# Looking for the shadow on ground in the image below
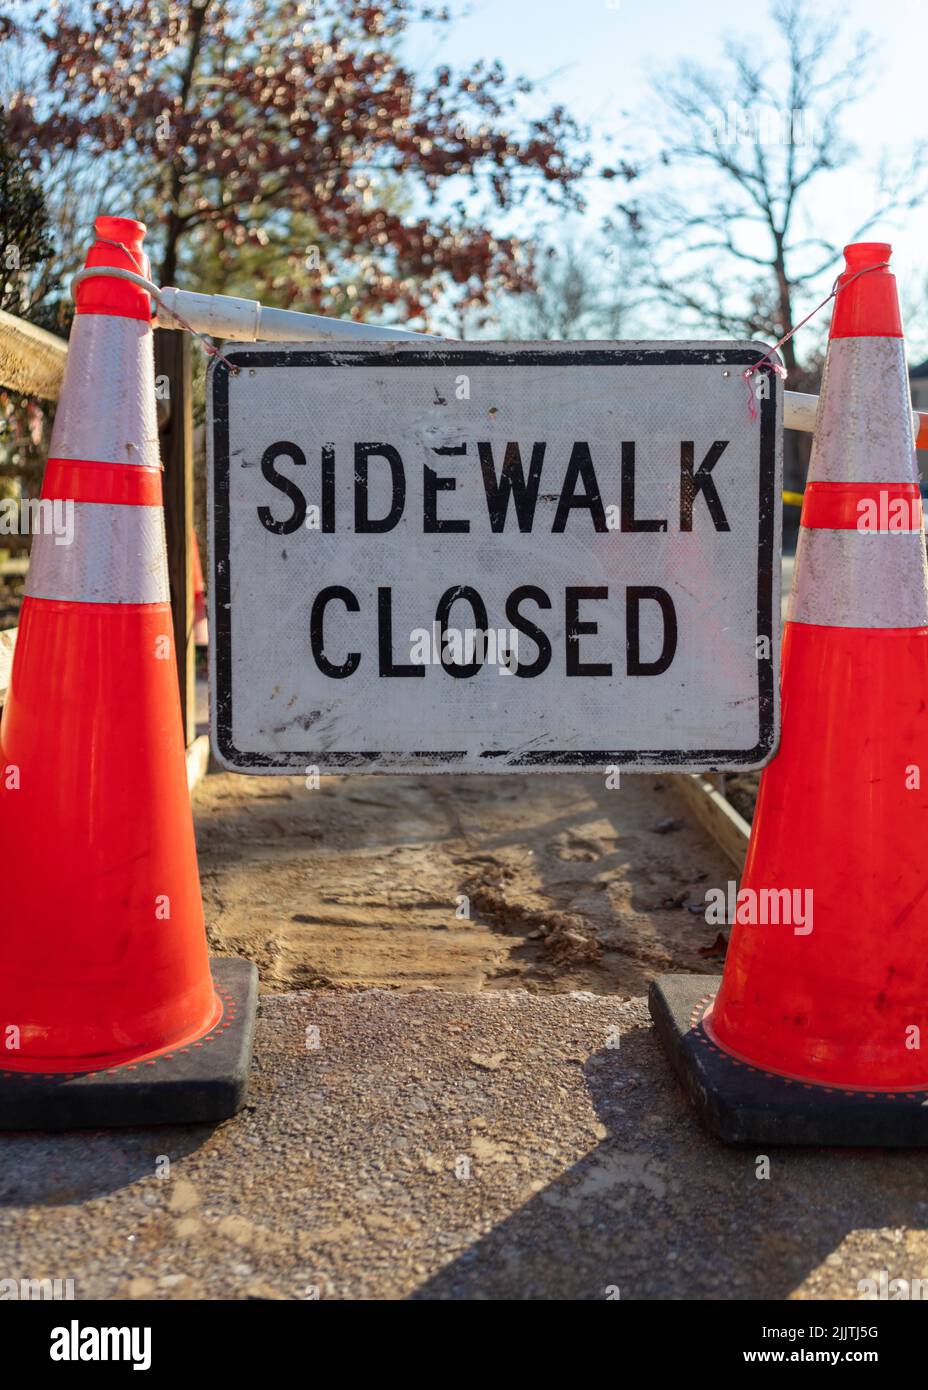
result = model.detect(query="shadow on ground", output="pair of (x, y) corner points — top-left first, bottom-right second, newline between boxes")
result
(413, 1015), (928, 1300)
(0, 1128), (212, 1207)
(2, 991), (922, 1300)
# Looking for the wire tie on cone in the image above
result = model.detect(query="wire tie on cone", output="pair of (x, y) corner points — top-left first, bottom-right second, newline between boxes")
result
(742, 261), (891, 421)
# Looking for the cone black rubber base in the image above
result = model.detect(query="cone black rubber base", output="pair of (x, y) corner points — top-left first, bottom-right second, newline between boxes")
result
(0, 957), (258, 1131)
(649, 974), (928, 1148)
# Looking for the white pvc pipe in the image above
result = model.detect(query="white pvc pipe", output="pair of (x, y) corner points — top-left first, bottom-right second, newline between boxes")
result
(783, 391), (819, 434)
(785, 388), (922, 444)
(156, 285), (439, 344)
(256, 304), (439, 343)
(155, 287), (260, 341)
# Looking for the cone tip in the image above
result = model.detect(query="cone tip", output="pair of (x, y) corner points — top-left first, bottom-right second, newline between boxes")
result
(830, 241), (902, 339)
(842, 241), (892, 271)
(94, 215), (147, 246)
(77, 216), (152, 321)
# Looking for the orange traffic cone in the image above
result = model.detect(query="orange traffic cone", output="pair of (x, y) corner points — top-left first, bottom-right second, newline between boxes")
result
(651, 242), (928, 1145)
(0, 216), (256, 1128)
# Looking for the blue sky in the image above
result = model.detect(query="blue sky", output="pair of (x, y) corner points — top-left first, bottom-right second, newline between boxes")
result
(403, 0), (927, 350)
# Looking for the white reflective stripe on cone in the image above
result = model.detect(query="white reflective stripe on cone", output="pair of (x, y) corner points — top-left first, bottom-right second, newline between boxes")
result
(789, 527), (928, 628)
(25, 502), (170, 604)
(809, 338), (918, 485)
(48, 315), (160, 469)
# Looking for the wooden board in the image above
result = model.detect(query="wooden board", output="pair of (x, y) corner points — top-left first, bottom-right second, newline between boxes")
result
(0, 309), (67, 400)
(154, 328), (196, 747)
(669, 771), (750, 871)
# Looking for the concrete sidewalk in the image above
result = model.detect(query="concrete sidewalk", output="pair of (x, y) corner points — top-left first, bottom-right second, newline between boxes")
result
(2, 988), (927, 1300)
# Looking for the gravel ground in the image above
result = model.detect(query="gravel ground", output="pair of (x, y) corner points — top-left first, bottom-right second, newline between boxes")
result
(2, 989), (927, 1301)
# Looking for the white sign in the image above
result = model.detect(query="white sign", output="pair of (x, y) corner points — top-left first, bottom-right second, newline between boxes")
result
(208, 341), (781, 773)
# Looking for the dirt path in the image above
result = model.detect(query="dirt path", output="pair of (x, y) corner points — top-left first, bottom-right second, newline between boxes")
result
(194, 770), (733, 995)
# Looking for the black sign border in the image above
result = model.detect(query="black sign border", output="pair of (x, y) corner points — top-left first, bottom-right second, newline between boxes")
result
(210, 346), (779, 771)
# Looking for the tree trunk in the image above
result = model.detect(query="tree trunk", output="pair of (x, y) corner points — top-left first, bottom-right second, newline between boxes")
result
(157, 0), (210, 285)
(160, 221), (180, 287)
(772, 251), (806, 543)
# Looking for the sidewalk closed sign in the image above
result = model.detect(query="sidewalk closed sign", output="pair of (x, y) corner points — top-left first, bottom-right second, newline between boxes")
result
(208, 342), (781, 773)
